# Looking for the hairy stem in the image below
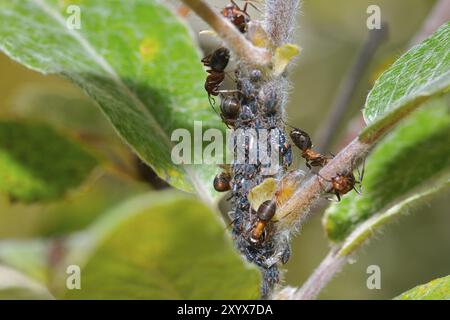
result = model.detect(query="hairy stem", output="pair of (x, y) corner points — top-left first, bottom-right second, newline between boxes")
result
(181, 0), (271, 65)
(293, 181), (449, 299)
(276, 137), (370, 229)
(264, 0), (301, 46)
(293, 247), (346, 300)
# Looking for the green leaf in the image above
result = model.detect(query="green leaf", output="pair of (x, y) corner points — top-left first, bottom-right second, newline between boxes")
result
(324, 98), (450, 242)
(0, 120), (98, 202)
(361, 22), (450, 141)
(395, 275), (450, 300)
(336, 180), (449, 257)
(0, 265), (54, 299)
(9, 84), (116, 137)
(63, 191), (260, 299)
(0, 240), (50, 285)
(0, 171), (149, 238)
(0, 0), (225, 203)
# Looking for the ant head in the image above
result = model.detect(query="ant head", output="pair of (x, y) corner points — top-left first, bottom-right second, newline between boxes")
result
(290, 128), (312, 151)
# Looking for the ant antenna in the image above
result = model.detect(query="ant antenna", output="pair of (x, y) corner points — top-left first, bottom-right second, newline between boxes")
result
(238, 0), (263, 14)
(208, 96), (221, 117)
(280, 118), (298, 130)
(224, 217), (239, 231)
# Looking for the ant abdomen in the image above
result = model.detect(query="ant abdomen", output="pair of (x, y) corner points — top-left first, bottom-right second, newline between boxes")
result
(257, 200), (277, 222)
(213, 172), (232, 192)
(290, 128), (312, 151)
(220, 95), (240, 120)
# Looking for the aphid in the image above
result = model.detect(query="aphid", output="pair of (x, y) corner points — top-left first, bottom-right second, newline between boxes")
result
(290, 128), (330, 169)
(251, 200), (277, 243)
(319, 166), (364, 201)
(263, 89), (278, 116)
(202, 47), (230, 105)
(249, 69), (263, 82)
(239, 105), (254, 122)
(221, 0), (259, 33)
(213, 171), (232, 192)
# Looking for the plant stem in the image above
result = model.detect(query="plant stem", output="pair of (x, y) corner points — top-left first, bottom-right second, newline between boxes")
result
(276, 137), (370, 229)
(180, 0), (271, 65)
(316, 24), (388, 153)
(264, 0), (301, 46)
(293, 247), (346, 300)
(292, 181), (449, 299)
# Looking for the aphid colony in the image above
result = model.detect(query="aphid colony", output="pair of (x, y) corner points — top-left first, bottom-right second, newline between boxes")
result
(202, 1), (362, 298)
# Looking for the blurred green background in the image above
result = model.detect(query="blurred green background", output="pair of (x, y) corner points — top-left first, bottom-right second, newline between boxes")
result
(0, 0), (448, 299)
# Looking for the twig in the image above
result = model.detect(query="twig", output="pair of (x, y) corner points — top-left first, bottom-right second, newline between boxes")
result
(276, 137), (370, 229)
(315, 24), (388, 153)
(292, 181), (449, 300)
(264, 0), (301, 47)
(180, 0), (271, 65)
(409, 0), (450, 47)
(293, 247), (346, 300)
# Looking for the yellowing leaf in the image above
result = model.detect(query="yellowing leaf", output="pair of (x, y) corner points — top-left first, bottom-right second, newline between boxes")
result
(273, 43), (301, 76)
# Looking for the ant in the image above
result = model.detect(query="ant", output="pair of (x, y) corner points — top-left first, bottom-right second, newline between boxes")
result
(202, 47), (230, 107)
(220, 95), (241, 127)
(213, 171), (232, 192)
(289, 128), (331, 169)
(318, 165), (364, 201)
(250, 199), (276, 243)
(221, 1), (260, 33)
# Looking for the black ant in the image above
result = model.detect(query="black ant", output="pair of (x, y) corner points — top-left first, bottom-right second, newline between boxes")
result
(250, 199), (276, 243)
(213, 171), (232, 192)
(202, 47), (230, 107)
(318, 165), (364, 201)
(289, 128), (331, 169)
(221, 1), (260, 33)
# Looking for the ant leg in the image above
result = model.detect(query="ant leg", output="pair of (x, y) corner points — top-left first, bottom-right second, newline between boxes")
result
(241, 1), (248, 13)
(225, 71), (236, 82)
(335, 192), (341, 202)
(208, 95), (221, 117)
(353, 185), (361, 195)
(306, 162), (312, 170)
(225, 217), (239, 231)
(208, 94), (215, 107)
(244, 0), (262, 13)
(216, 89), (242, 94)
(359, 158), (366, 182)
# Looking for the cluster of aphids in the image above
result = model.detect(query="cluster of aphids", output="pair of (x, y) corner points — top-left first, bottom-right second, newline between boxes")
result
(201, 1), (362, 298)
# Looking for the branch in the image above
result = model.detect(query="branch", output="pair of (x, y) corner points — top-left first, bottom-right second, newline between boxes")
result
(292, 181), (449, 300)
(315, 24), (389, 153)
(277, 87), (435, 232)
(293, 247), (345, 300)
(276, 137), (370, 229)
(263, 0), (301, 47)
(180, 0), (271, 65)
